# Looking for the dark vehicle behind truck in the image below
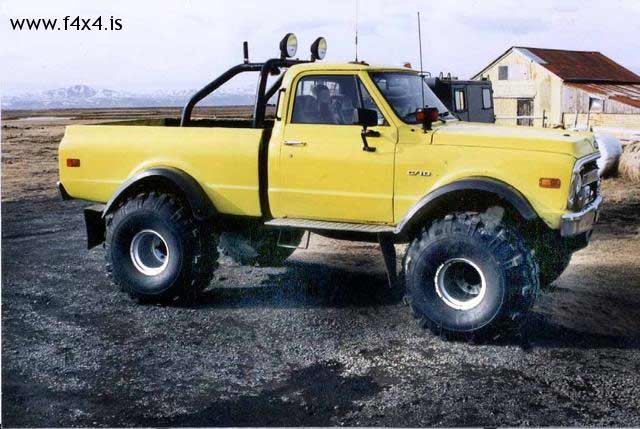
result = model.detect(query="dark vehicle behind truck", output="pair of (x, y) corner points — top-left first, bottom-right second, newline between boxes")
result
(426, 76), (495, 123)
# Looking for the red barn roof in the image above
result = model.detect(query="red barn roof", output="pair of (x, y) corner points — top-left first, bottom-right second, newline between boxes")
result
(473, 47), (640, 84)
(566, 82), (640, 109)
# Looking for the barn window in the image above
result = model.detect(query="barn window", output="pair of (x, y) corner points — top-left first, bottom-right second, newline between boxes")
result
(498, 66), (508, 80)
(454, 89), (466, 112)
(482, 88), (492, 109)
(589, 97), (604, 113)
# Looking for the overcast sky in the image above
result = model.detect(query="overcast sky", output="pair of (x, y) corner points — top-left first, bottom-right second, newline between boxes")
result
(1, 0), (640, 94)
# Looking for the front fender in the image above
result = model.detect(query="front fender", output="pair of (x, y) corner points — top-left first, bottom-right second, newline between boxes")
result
(395, 177), (538, 235)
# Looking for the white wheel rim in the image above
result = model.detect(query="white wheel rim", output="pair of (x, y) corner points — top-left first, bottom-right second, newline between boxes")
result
(129, 229), (169, 276)
(434, 258), (486, 310)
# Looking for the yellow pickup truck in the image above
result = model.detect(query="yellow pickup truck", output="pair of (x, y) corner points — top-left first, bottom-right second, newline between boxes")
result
(58, 34), (601, 338)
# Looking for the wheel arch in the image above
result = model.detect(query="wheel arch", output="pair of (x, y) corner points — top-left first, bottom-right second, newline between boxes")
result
(84, 168), (217, 250)
(102, 167), (217, 221)
(395, 177), (538, 237)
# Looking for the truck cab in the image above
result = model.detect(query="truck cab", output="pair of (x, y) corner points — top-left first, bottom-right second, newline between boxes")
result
(58, 34), (601, 340)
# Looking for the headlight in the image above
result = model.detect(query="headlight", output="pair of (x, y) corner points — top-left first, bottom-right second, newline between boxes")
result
(577, 186), (593, 208)
(567, 171), (582, 210)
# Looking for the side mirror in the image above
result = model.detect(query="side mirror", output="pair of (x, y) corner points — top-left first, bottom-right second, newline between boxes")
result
(356, 108), (378, 128)
(356, 108), (380, 152)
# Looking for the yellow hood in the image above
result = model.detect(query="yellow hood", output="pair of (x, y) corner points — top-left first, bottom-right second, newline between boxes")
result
(432, 122), (597, 158)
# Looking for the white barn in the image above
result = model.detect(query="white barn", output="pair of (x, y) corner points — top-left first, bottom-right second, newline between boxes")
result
(473, 47), (640, 133)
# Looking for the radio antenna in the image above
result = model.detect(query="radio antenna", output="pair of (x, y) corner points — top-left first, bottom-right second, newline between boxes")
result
(354, 0), (359, 61)
(417, 11), (425, 109)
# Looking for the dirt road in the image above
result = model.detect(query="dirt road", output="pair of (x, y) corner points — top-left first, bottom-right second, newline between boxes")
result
(2, 110), (640, 426)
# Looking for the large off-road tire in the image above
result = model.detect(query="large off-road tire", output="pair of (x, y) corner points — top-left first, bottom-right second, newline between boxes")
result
(104, 192), (217, 304)
(404, 213), (539, 339)
(218, 227), (303, 266)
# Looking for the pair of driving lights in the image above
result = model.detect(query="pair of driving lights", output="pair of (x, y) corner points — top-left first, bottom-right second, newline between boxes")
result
(279, 33), (327, 61)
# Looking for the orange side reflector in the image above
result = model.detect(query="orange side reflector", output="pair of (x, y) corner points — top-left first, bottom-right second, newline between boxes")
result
(539, 178), (561, 188)
(66, 158), (80, 167)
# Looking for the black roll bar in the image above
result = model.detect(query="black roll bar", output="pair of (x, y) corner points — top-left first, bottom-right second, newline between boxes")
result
(180, 57), (309, 128)
(265, 74), (285, 103)
(180, 63), (262, 126)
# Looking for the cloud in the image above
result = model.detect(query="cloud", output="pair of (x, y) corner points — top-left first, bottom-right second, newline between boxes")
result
(1, 0), (639, 92)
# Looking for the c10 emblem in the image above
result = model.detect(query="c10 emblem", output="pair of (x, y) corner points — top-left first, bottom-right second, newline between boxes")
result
(408, 170), (431, 177)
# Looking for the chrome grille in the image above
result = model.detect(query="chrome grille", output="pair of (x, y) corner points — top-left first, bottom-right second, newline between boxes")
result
(579, 159), (600, 206)
(569, 154), (600, 211)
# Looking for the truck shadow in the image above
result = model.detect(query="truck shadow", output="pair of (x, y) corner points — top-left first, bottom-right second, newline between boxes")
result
(199, 259), (402, 309)
(491, 313), (640, 350)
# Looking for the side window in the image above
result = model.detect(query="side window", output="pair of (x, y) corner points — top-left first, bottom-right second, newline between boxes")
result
(482, 88), (492, 109)
(498, 65), (509, 80)
(357, 79), (387, 126)
(454, 89), (466, 112)
(291, 75), (359, 125)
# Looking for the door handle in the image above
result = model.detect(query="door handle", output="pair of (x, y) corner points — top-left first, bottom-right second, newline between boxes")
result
(283, 140), (307, 146)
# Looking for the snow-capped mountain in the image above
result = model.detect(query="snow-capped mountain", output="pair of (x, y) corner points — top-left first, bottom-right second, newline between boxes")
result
(1, 85), (256, 109)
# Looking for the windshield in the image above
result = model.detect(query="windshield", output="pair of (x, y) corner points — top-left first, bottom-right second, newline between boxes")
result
(370, 72), (456, 124)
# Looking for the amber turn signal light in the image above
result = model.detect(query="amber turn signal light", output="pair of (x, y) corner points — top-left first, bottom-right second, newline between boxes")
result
(539, 178), (561, 188)
(415, 107), (439, 123)
(66, 158), (80, 167)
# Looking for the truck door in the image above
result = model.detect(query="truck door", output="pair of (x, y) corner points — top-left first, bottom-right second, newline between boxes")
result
(271, 73), (396, 223)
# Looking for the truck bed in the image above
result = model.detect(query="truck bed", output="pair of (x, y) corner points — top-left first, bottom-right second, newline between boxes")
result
(59, 122), (267, 217)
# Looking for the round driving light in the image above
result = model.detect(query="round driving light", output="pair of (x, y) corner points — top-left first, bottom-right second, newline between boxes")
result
(280, 33), (298, 58)
(311, 37), (327, 60)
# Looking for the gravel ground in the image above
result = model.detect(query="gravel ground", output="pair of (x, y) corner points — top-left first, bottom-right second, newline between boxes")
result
(2, 111), (640, 427)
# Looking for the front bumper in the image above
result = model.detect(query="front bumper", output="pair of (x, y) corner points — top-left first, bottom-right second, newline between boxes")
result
(560, 195), (602, 237)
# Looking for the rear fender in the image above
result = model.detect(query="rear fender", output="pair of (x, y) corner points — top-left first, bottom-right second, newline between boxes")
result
(84, 167), (216, 249)
(102, 167), (216, 220)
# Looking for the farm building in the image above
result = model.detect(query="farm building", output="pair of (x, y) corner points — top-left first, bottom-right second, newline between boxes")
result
(472, 47), (640, 132)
